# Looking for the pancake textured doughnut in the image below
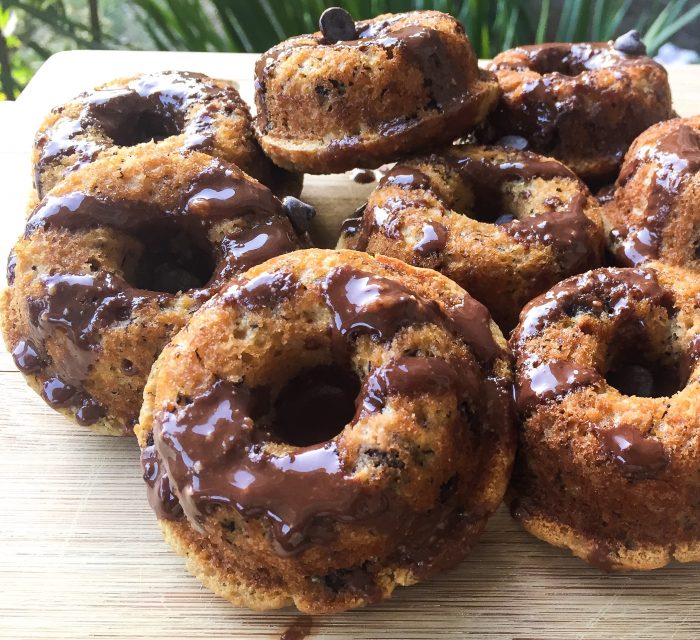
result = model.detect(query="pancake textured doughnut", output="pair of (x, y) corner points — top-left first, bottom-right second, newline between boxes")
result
(509, 263), (700, 571)
(602, 116), (700, 268)
(1, 142), (312, 435)
(34, 70), (301, 198)
(338, 144), (604, 329)
(484, 41), (674, 184)
(136, 248), (515, 612)
(254, 10), (499, 173)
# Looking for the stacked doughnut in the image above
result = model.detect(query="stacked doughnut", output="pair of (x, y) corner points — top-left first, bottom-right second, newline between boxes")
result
(2, 4), (698, 615)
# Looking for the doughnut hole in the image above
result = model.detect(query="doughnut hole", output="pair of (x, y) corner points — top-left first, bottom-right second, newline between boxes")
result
(124, 225), (216, 294)
(603, 324), (682, 398)
(464, 175), (574, 225)
(271, 364), (361, 447)
(103, 107), (182, 147)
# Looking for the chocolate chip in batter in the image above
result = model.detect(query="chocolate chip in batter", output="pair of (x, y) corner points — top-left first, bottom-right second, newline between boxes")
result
(319, 7), (357, 44)
(613, 30), (647, 56)
(282, 196), (316, 234)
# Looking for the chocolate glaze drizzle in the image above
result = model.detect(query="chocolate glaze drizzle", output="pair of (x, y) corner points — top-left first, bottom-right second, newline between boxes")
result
(356, 152), (595, 274)
(486, 43), (663, 166)
(145, 264), (512, 564)
(596, 424), (668, 479)
(413, 221), (448, 256)
(517, 359), (602, 413)
(35, 71), (243, 196)
(17, 160), (305, 426)
(610, 124), (700, 265)
(514, 267), (673, 346)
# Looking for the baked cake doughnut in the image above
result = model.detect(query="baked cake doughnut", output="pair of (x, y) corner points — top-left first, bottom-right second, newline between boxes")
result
(1, 141), (312, 435)
(34, 70), (301, 198)
(602, 116), (700, 268)
(136, 249), (515, 612)
(483, 34), (674, 184)
(254, 9), (499, 173)
(509, 262), (700, 571)
(337, 144), (604, 329)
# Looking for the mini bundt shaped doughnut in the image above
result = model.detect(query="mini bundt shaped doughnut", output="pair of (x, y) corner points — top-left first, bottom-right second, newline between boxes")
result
(509, 262), (700, 571)
(1, 141), (312, 435)
(136, 249), (515, 613)
(483, 41), (674, 184)
(337, 144), (604, 329)
(602, 116), (700, 268)
(254, 10), (499, 173)
(34, 70), (302, 198)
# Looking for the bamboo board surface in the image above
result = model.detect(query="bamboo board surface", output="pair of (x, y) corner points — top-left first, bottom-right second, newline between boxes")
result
(1, 51), (700, 640)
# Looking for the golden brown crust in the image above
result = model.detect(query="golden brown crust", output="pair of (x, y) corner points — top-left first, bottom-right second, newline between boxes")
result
(484, 43), (674, 184)
(508, 261), (700, 571)
(601, 116), (700, 269)
(136, 249), (515, 612)
(254, 11), (499, 173)
(338, 144), (604, 330)
(2, 141), (308, 435)
(33, 71), (302, 198)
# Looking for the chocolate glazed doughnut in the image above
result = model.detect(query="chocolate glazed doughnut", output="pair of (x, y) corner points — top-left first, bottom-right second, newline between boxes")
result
(136, 249), (515, 612)
(1, 141), (313, 435)
(509, 262), (700, 571)
(34, 70), (302, 198)
(483, 39), (674, 184)
(254, 10), (499, 173)
(602, 116), (700, 268)
(338, 144), (604, 329)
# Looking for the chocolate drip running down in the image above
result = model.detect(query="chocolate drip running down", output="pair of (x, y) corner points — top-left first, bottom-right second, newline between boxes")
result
(596, 424), (668, 480)
(610, 124), (700, 265)
(35, 71), (237, 196)
(13, 272), (154, 426)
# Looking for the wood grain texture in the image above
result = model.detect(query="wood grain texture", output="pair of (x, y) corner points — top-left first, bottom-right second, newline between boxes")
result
(1, 51), (699, 640)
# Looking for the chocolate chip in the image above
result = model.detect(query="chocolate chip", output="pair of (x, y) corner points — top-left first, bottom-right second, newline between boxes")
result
(494, 214), (516, 225)
(282, 196), (316, 234)
(496, 135), (529, 151)
(319, 7), (357, 44)
(613, 30), (647, 56)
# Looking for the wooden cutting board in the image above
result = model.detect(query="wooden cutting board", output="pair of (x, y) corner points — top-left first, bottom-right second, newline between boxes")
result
(1, 51), (699, 640)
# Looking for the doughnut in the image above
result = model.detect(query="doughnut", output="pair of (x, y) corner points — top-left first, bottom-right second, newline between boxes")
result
(337, 144), (604, 329)
(1, 141), (313, 436)
(509, 262), (700, 571)
(254, 9), (499, 173)
(601, 116), (700, 268)
(33, 70), (302, 198)
(482, 35), (674, 184)
(136, 248), (515, 612)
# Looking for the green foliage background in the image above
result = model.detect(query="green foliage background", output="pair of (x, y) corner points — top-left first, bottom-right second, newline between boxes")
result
(1, 0), (699, 99)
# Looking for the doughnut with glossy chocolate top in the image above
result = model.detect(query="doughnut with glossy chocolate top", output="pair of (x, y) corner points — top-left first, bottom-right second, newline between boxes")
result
(34, 70), (302, 198)
(601, 116), (700, 269)
(1, 140), (312, 436)
(337, 144), (604, 329)
(254, 10), (499, 173)
(482, 41), (674, 184)
(135, 249), (515, 613)
(509, 262), (700, 571)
